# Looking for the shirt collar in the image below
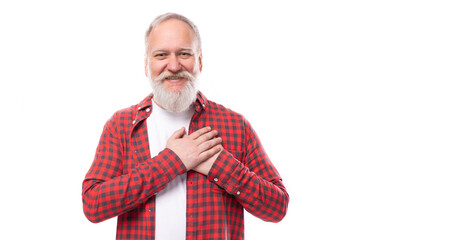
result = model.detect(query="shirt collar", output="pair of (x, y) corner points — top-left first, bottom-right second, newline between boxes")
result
(135, 94), (153, 112)
(194, 91), (208, 113)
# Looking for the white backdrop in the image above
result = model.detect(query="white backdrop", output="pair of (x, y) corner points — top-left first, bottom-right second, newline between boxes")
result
(1, 0), (468, 239)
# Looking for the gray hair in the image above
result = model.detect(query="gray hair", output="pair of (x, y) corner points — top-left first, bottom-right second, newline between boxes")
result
(145, 13), (202, 56)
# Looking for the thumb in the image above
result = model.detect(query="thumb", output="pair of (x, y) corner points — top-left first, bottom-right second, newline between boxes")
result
(170, 127), (186, 139)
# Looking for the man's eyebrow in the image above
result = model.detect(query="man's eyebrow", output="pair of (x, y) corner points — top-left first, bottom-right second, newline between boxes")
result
(179, 48), (194, 52)
(150, 48), (194, 54)
(151, 49), (166, 53)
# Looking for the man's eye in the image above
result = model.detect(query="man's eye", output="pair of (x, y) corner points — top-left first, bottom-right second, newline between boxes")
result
(180, 52), (192, 56)
(154, 53), (166, 58)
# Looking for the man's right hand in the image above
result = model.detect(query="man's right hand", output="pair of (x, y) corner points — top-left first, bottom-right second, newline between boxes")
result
(166, 126), (222, 171)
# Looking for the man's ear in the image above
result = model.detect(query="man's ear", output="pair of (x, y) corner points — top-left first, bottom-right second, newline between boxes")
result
(198, 52), (203, 72)
(144, 57), (149, 77)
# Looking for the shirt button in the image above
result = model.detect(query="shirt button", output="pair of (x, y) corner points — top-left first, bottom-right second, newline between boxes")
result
(236, 191), (241, 195)
(214, 178), (218, 182)
(132, 120), (136, 124)
(146, 108), (150, 112)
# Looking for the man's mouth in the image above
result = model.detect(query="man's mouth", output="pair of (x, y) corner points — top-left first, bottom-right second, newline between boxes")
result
(152, 71), (192, 84)
(166, 76), (183, 80)
(164, 74), (188, 82)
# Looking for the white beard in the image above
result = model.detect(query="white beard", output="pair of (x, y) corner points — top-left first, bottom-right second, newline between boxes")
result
(148, 70), (199, 112)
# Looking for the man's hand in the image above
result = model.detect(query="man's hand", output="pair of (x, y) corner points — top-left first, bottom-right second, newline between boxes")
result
(166, 126), (222, 171)
(192, 145), (223, 175)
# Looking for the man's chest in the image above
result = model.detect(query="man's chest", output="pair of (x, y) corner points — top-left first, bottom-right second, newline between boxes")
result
(122, 113), (245, 174)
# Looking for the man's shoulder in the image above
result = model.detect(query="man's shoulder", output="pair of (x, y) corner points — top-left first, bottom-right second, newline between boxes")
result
(107, 94), (153, 125)
(205, 98), (245, 122)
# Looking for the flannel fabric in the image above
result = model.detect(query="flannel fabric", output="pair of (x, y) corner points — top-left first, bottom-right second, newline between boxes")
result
(82, 92), (289, 240)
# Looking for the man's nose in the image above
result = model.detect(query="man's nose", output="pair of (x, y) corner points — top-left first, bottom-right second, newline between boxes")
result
(167, 55), (182, 73)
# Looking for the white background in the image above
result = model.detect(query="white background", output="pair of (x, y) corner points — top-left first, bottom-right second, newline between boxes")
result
(1, 0), (468, 239)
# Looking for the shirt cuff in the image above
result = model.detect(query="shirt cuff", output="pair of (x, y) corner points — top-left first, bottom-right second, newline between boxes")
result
(152, 148), (187, 178)
(207, 149), (245, 197)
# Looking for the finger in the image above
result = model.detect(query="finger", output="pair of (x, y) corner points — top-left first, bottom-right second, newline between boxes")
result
(189, 126), (211, 139)
(169, 127), (185, 140)
(198, 137), (222, 153)
(198, 144), (223, 162)
(195, 130), (219, 145)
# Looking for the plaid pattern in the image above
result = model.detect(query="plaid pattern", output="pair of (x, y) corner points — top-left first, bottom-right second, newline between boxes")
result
(82, 92), (289, 240)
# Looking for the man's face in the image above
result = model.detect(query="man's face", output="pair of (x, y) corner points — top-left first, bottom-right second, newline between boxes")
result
(145, 19), (202, 93)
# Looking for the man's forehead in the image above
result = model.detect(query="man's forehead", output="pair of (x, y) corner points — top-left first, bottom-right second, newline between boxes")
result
(145, 17), (200, 55)
(150, 19), (194, 36)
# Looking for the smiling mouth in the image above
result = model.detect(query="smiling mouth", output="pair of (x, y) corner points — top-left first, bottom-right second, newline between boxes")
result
(164, 77), (187, 86)
(166, 76), (184, 80)
(155, 71), (192, 84)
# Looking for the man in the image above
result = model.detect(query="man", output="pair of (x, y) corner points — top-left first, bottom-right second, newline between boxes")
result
(82, 13), (289, 240)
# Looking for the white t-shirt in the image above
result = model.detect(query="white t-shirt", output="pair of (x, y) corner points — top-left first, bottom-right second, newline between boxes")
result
(146, 99), (195, 240)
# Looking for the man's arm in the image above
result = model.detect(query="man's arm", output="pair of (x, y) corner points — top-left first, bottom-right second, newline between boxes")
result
(82, 115), (221, 223)
(82, 117), (185, 223)
(196, 118), (289, 222)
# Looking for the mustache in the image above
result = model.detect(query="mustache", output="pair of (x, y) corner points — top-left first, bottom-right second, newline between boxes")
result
(152, 71), (194, 82)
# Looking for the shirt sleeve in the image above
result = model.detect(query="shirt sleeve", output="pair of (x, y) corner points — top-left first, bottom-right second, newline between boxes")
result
(207, 118), (289, 222)
(82, 114), (186, 223)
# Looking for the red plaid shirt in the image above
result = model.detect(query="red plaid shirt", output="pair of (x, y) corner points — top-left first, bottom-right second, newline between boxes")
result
(82, 92), (289, 240)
